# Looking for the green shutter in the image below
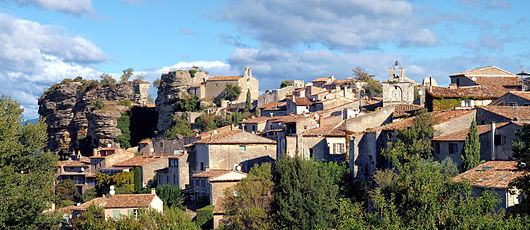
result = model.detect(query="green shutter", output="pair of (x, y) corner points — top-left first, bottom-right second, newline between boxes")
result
(128, 209), (133, 216)
(113, 210), (120, 219)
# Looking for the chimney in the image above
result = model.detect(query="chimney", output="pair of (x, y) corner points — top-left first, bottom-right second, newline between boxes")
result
(449, 83), (457, 89)
(292, 95), (296, 103)
(491, 122), (496, 160)
(151, 188), (156, 194)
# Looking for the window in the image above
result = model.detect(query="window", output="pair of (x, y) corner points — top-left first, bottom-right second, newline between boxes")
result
(434, 143), (441, 155)
(462, 100), (473, 107)
(509, 102), (517, 106)
(264, 145), (267, 150)
(200, 162), (204, 171)
(495, 134), (506, 146)
(169, 159), (178, 167)
(113, 210), (121, 219)
(333, 143), (345, 154)
(128, 209), (133, 216)
(449, 143), (459, 155)
(239, 145), (246, 152)
(166, 176), (169, 184)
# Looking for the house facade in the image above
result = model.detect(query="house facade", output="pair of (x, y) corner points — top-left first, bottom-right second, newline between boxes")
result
(155, 154), (190, 189)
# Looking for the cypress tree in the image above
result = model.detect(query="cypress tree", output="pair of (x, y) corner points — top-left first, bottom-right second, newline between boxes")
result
(134, 167), (142, 193)
(245, 89), (252, 111)
(461, 119), (481, 171)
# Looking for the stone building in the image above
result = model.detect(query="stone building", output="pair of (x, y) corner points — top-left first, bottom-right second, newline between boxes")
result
(449, 66), (520, 98)
(113, 155), (169, 187)
(285, 96), (314, 114)
(453, 161), (523, 210)
(259, 101), (287, 117)
(257, 86), (295, 108)
(190, 170), (246, 205)
(70, 193), (163, 220)
(89, 147), (136, 174)
(155, 155), (189, 189)
(491, 91), (530, 106)
(56, 157), (95, 196)
(301, 120), (347, 161)
(426, 85), (496, 111)
(187, 129), (276, 173)
(476, 106), (530, 125)
(382, 61), (417, 106)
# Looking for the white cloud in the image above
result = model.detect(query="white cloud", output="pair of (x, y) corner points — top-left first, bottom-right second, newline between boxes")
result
(0, 13), (106, 119)
(219, 0), (436, 51)
(9, 0), (94, 15)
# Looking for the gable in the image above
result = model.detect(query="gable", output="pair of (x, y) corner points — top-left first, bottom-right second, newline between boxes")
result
(450, 66), (515, 77)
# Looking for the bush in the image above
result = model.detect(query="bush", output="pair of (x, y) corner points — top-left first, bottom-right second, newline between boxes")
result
(82, 187), (97, 202)
(91, 98), (104, 110)
(119, 100), (132, 107)
(115, 111), (131, 149)
(196, 205), (214, 229)
(156, 184), (185, 209)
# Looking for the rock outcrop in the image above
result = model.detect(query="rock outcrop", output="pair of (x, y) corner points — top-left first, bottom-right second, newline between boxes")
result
(155, 70), (206, 132)
(38, 80), (150, 157)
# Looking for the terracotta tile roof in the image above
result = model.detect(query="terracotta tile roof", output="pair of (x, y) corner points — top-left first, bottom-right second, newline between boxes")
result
(313, 77), (331, 82)
(452, 161), (523, 189)
(189, 83), (205, 88)
(270, 114), (310, 123)
(433, 122), (510, 141)
(239, 116), (276, 124)
(104, 194), (157, 208)
(138, 139), (152, 144)
(478, 106), (530, 121)
(56, 160), (90, 167)
(450, 66), (515, 77)
(392, 104), (425, 118)
(311, 89), (333, 96)
(287, 97), (314, 106)
(259, 101), (286, 110)
(194, 129), (276, 145)
(324, 78), (355, 86)
(208, 76), (242, 81)
(427, 86), (496, 99)
(508, 91), (530, 101)
(192, 169), (247, 182)
(303, 120), (346, 137)
(471, 76), (520, 97)
(293, 87), (306, 93)
(375, 109), (475, 131)
(195, 125), (236, 138)
(192, 169), (233, 178)
(71, 197), (108, 211)
(113, 156), (165, 167)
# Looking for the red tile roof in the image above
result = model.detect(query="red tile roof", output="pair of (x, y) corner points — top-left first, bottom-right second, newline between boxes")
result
(312, 77), (331, 82)
(427, 86), (496, 99)
(194, 129), (276, 145)
(471, 76), (520, 97)
(450, 66), (515, 77)
(392, 104), (425, 118)
(433, 122), (510, 142)
(192, 169), (246, 180)
(259, 101), (286, 110)
(303, 120), (346, 137)
(287, 97), (314, 106)
(138, 139), (152, 144)
(104, 194), (157, 208)
(269, 114), (310, 123)
(478, 106), (530, 121)
(113, 156), (165, 167)
(452, 161), (523, 189)
(239, 116), (276, 124)
(208, 76), (242, 81)
(375, 109), (475, 131)
(508, 91), (530, 101)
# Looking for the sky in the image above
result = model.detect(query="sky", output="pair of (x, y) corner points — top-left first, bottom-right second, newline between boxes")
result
(0, 0), (529, 119)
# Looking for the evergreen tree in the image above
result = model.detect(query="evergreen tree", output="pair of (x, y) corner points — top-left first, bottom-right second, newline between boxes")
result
(134, 167), (142, 193)
(272, 157), (338, 229)
(155, 184), (185, 209)
(245, 90), (252, 111)
(0, 96), (59, 228)
(461, 119), (481, 171)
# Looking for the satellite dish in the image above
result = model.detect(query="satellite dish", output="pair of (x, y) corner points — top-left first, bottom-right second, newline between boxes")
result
(107, 144), (112, 148)
(173, 150), (178, 155)
(109, 185), (116, 195)
(213, 130), (219, 134)
(472, 77), (477, 81)
(235, 165), (242, 171)
(418, 90), (423, 96)
(110, 185), (115, 190)
(77, 203), (81, 206)
(81, 167), (85, 172)
(233, 191), (239, 197)
(150, 148), (154, 153)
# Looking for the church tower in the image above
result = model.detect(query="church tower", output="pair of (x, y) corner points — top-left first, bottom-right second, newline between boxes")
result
(382, 60), (417, 106)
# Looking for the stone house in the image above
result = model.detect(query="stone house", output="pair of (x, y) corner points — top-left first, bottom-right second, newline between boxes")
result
(312, 76), (335, 88)
(263, 115), (319, 158)
(301, 120), (347, 161)
(258, 101), (287, 117)
(452, 161), (523, 210)
(138, 137), (190, 156)
(449, 66), (521, 98)
(155, 154), (190, 189)
(89, 147), (135, 174)
(113, 156), (169, 187)
(70, 192), (163, 220)
(190, 169), (246, 205)
(491, 91), (530, 106)
(192, 67), (259, 104)
(476, 106), (530, 125)
(238, 116), (277, 133)
(187, 129), (276, 173)
(56, 157), (95, 195)
(382, 62), (417, 106)
(257, 86), (294, 108)
(432, 121), (523, 168)
(285, 96), (314, 114)
(426, 85), (496, 111)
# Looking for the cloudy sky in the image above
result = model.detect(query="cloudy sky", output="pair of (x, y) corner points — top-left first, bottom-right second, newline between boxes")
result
(0, 0), (528, 119)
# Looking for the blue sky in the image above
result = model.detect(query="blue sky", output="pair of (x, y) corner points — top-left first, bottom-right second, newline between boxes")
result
(0, 0), (528, 119)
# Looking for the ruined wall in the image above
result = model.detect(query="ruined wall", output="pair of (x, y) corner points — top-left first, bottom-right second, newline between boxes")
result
(38, 80), (150, 157)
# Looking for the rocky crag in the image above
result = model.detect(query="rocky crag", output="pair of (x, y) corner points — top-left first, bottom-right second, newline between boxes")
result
(155, 70), (207, 132)
(38, 80), (150, 157)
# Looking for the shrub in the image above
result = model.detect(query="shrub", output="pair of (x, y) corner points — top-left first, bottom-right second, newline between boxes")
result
(196, 205), (214, 229)
(119, 100), (132, 107)
(91, 98), (104, 110)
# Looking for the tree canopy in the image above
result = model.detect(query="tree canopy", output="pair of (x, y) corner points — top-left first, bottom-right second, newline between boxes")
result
(461, 119), (481, 171)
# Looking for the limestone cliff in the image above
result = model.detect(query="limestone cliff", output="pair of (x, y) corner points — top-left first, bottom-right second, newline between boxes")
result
(155, 70), (206, 132)
(38, 80), (150, 157)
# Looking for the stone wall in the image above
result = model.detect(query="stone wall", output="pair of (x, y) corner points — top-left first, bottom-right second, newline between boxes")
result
(206, 143), (276, 172)
(257, 86), (294, 108)
(433, 109), (475, 137)
(142, 158), (169, 187)
(346, 106), (394, 133)
(210, 181), (238, 206)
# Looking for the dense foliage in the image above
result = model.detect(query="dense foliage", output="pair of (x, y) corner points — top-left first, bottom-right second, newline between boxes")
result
(280, 80), (289, 88)
(121, 68), (134, 82)
(0, 96), (60, 229)
(175, 95), (201, 112)
(115, 111), (132, 149)
(164, 118), (195, 137)
(510, 124), (530, 214)
(353, 66), (382, 97)
(134, 167), (142, 193)
(245, 90), (252, 111)
(220, 84), (241, 102)
(461, 119), (481, 171)
(195, 111), (251, 132)
(196, 205), (214, 229)
(95, 171), (134, 195)
(156, 184), (185, 210)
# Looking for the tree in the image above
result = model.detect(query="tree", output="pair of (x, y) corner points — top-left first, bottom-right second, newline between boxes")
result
(153, 79), (161, 89)
(139, 206), (198, 230)
(245, 90), (252, 111)
(352, 66), (382, 97)
(221, 84), (241, 101)
(221, 163), (274, 230)
(55, 179), (76, 205)
(164, 119), (194, 138)
(155, 184), (185, 210)
(280, 80), (289, 88)
(175, 95), (200, 112)
(95, 171), (134, 195)
(115, 111), (131, 149)
(461, 119), (481, 171)
(134, 167), (142, 193)
(121, 68), (134, 82)
(509, 124), (530, 214)
(272, 157), (338, 229)
(100, 73), (116, 87)
(0, 96), (59, 228)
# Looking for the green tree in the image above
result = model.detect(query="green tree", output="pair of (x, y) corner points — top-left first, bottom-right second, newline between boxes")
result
(134, 167), (142, 193)
(121, 68), (134, 82)
(164, 119), (194, 138)
(82, 187), (97, 202)
(95, 171), (134, 195)
(153, 79), (161, 89)
(100, 73), (116, 87)
(175, 95), (200, 112)
(73, 204), (110, 230)
(0, 96), (59, 229)
(196, 205), (214, 229)
(155, 184), (185, 210)
(139, 206), (199, 230)
(509, 124), (530, 214)
(221, 84), (241, 101)
(461, 119), (481, 172)
(245, 90), (252, 111)
(55, 179), (76, 205)
(272, 157), (338, 229)
(353, 66), (382, 97)
(280, 80), (289, 88)
(115, 111), (131, 149)
(221, 163), (274, 230)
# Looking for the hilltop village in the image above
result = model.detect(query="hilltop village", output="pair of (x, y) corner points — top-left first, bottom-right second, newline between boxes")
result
(37, 63), (530, 228)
